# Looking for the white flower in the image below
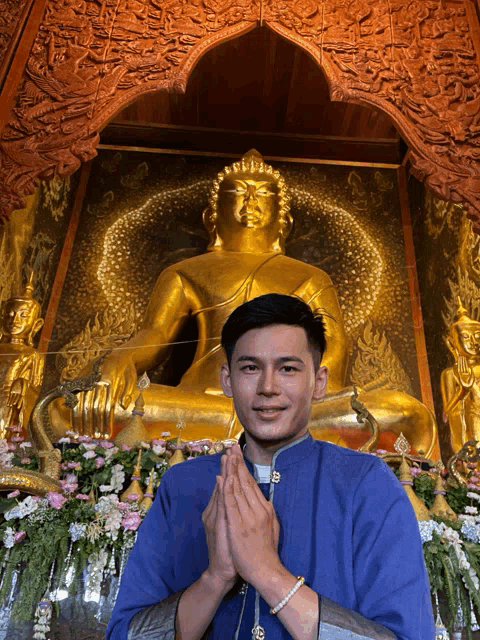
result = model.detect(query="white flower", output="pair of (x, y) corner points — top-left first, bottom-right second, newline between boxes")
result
(83, 450), (96, 459)
(104, 446), (119, 464)
(104, 510), (123, 541)
(140, 442), (151, 449)
(0, 439), (8, 454)
(467, 491), (480, 502)
(69, 523), (87, 542)
(58, 437), (71, 444)
(465, 506), (478, 515)
(82, 443), (97, 451)
(3, 527), (15, 549)
(95, 495), (119, 515)
(153, 443), (166, 455)
(0, 452), (14, 469)
(4, 495), (39, 521)
(100, 464), (125, 493)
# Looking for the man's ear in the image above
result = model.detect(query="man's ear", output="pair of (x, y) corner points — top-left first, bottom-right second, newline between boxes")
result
(221, 363), (233, 398)
(312, 366), (329, 401)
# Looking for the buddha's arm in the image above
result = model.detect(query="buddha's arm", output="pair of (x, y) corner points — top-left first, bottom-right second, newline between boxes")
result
(99, 267), (191, 409)
(441, 368), (469, 415)
(115, 267), (191, 371)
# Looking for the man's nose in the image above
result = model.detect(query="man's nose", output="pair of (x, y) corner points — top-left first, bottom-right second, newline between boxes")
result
(257, 369), (280, 395)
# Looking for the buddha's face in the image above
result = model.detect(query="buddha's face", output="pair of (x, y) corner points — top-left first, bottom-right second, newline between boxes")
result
(217, 172), (281, 235)
(451, 323), (480, 358)
(3, 300), (39, 340)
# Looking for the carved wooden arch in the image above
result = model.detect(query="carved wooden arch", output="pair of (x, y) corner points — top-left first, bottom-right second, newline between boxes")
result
(1, 0), (480, 231)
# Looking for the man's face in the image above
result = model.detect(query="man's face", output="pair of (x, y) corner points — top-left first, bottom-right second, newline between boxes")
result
(221, 324), (328, 445)
(217, 172), (281, 233)
(3, 300), (38, 338)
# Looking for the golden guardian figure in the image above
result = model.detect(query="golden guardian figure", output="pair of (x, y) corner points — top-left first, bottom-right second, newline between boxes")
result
(0, 272), (45, 438)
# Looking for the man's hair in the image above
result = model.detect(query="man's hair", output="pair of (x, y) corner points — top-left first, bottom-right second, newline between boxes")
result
(221, 293), (327, 372)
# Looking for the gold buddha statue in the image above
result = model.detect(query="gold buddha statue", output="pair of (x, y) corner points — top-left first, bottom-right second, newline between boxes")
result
(0, 272), (45, 439)
(441, 298), (480, 453)
(50, 150), (437, 457)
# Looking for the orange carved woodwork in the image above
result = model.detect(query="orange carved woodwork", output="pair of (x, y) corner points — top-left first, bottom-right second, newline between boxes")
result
(0, 0), (480, 229)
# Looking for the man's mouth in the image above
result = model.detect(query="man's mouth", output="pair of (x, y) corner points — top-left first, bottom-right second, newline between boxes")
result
(253, 407), (287, 418)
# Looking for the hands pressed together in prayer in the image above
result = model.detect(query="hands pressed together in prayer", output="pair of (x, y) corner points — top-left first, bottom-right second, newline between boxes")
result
(202, 443), (281, 592)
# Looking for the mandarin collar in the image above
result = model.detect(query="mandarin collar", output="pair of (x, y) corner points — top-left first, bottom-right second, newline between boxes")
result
(239, 431), (315, 472)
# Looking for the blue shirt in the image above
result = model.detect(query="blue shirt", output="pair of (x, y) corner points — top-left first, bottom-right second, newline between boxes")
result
(107, 433), (435, 639)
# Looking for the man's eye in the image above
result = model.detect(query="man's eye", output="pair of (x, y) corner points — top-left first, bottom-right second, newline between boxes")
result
(282, 366), (298, 373)
(241, 365), (258, 372)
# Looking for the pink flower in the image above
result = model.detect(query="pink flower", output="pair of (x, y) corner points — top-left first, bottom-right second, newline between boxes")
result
(12, 436), (24, 443)
(100, 441), (114, 449)
(116, 502), (130, 511)
(47, 492), (68, 510)
(7, 426), (22, 433)
(19, 442), (32, 449)
(7, 443), (16, 451)
(7, 490), (20, 499)
(121, 512), (142, 531)
(411, 467), (423, 477)
(121, 444), (132, 451)
(468, 483), (479, 490)
(76, 493), (90, 500)
(67, 462), (79, 469)
(78, 435), (93, 443)
(20, 458), (31, 464)
(60, 474), (78, 493)
(128, 494), (141, 501)
(95, 457), (105, 468)
(152, 439), (166, 447)
(187, 456), (194, 460)
(14, 531), (26, 544)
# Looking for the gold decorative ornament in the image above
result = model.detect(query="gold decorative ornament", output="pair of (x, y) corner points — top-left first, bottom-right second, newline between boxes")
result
(48, 151), (437, 458)
(168, 419), (186, 468)
(114, 392), (150, 450)
(140, 470), (155, 512)
(430, 461), (457, 521)
(441, 297), (480, 454)
(0, 270), (45, 439)
(447, 440), (480, 487)
(121, 448), (144, 503)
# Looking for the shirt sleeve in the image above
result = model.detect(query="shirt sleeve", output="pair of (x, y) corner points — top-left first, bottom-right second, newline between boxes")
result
(343, 456), (435, 640)
(106, 472), (178, 640)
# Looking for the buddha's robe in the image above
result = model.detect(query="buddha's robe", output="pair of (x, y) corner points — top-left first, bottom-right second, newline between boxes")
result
(107, 434), (435, 640)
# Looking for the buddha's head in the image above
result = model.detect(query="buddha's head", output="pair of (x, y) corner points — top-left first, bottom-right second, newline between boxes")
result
(204, 150), (292, 253)
(1, 273), (43, 346)
(447, 298), (480, 359)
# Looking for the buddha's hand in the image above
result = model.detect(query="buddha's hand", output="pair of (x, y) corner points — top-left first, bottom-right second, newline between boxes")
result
(7, 378), (27, 410)
(98, 353), (138, 410)
(455, 356), (475, 390)
(202, 456), (238, 591)
(222, 445), (281, 589)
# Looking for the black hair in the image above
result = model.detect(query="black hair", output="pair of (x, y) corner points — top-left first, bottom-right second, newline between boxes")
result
(221, 293), (327, 372)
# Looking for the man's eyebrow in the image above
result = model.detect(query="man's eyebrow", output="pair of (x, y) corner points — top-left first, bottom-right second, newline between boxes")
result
(236, 355), (305, 364)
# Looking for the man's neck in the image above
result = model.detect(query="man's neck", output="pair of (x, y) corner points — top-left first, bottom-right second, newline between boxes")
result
(243, 429), (309, 465)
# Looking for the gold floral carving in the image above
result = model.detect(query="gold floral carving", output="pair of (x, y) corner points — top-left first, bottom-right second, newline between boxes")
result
(56, 304), (138, 381)
(351, 320), (413, 395)
(1, 0), (480, 230)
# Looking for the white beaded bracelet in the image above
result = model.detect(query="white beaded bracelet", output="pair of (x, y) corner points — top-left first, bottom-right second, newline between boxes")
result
(270, 576), (305, 615)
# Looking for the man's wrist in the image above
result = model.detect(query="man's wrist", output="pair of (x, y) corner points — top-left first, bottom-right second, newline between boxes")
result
(247, 558), (297, 607)
(201, 569), (238, 598)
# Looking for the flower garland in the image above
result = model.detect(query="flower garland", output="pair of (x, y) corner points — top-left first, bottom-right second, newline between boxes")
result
(1, 431), (480, 638)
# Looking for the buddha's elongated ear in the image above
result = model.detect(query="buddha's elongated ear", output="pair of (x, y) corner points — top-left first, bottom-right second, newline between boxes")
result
(27, 317), (44, 347)
(446, 334), (459, 360)
(281, 213), (294, 239)
(202, 206), (222, 250)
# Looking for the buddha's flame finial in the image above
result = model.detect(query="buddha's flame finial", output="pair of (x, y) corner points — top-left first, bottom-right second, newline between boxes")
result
(455, 296), (471, 324)
(24, 270), (35, 299)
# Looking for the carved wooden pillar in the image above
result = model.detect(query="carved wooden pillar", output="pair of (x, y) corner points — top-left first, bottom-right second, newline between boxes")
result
(1, 0), (480, 233)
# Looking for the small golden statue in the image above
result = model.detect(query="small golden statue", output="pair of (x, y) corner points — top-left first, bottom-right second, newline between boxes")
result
(50, 150), (437, 456)
(441, 298), (480, 453)
(0, 272), (45, 439)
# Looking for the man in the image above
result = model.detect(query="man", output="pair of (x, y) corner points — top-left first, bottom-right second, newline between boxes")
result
(107, 293), (435, 640)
